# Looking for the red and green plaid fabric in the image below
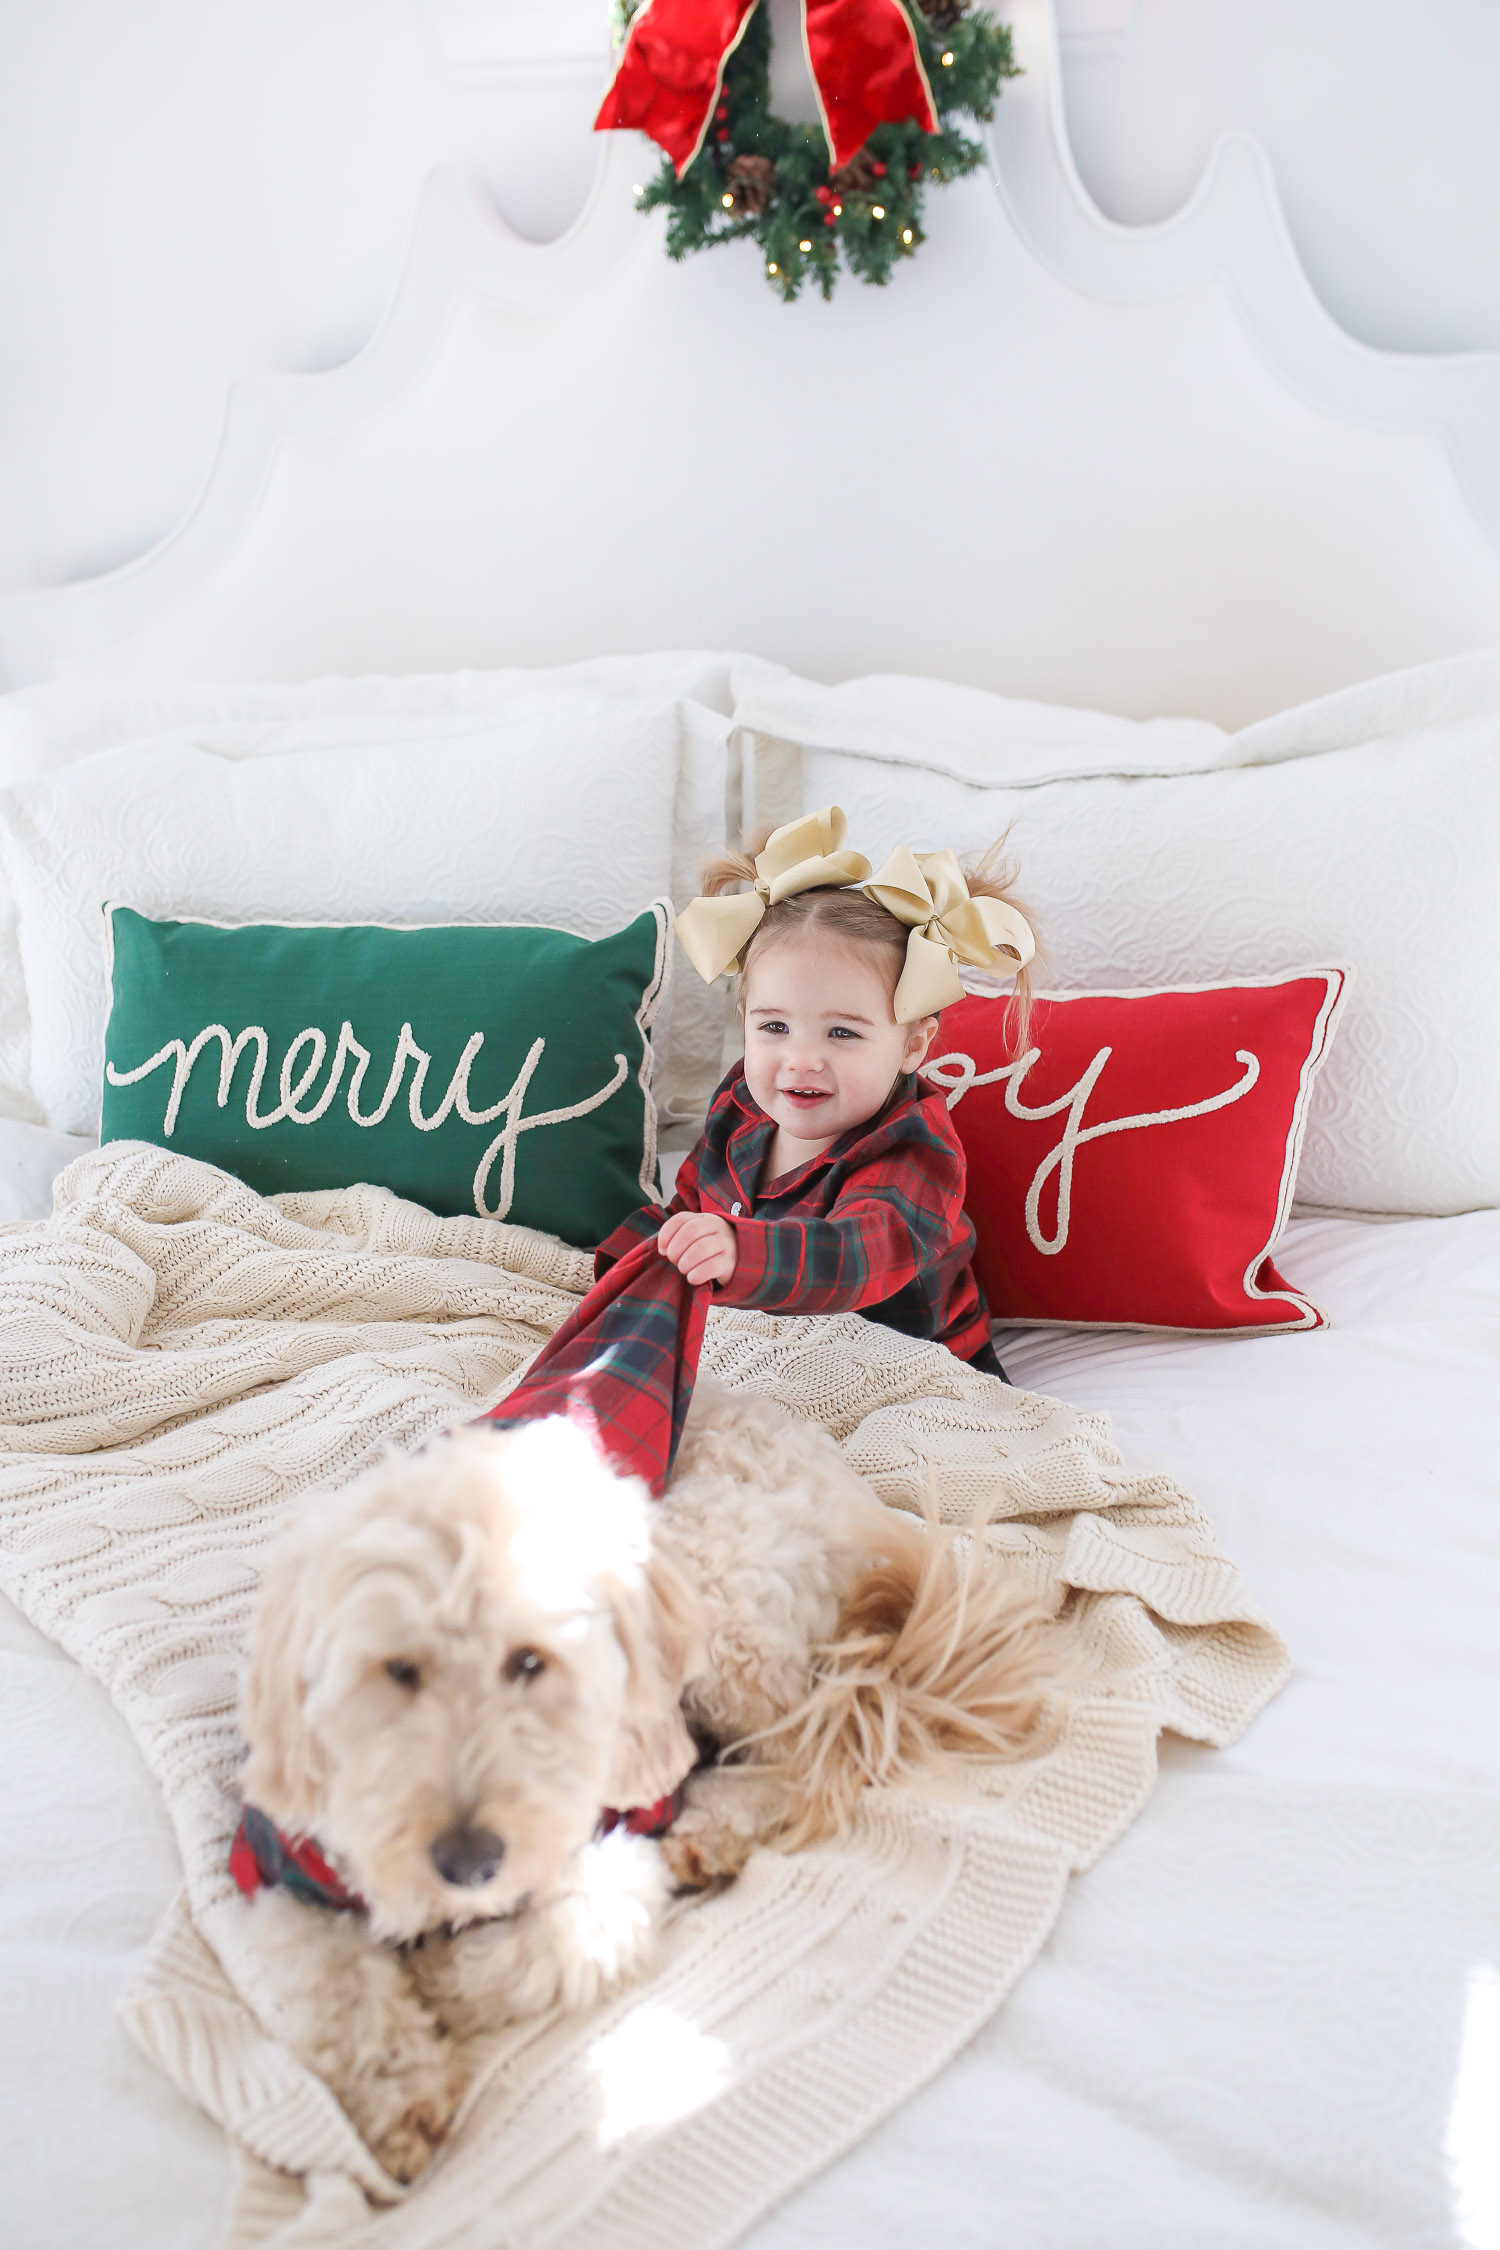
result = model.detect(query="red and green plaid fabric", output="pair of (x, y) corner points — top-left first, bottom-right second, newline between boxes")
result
(481, 1066), (993, 1494)
(230, 1804), (363, 1912)
(230, 1792), (685, 1913)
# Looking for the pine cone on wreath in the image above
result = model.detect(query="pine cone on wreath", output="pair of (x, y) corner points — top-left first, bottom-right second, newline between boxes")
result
(725, 154), (775, 216)
(830, 150), (883, 197)
(917, 0), (969, 26)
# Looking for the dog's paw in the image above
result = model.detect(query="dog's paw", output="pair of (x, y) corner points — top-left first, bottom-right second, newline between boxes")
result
(550, 1830), (668, 2008)
(662, 1766), (794, 1889)
(347, 2042), (465, 2185)
(367, 2100), (450, 2186)
(661, 1805), (756, 1890)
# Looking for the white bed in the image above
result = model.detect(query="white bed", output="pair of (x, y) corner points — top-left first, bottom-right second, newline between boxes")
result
(2, 0), (1498, 2241)
(5, 1207), (1496, 2248)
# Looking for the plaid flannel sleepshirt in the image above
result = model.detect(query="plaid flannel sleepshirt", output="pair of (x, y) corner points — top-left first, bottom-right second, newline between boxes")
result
(481, 1064), (1002, 1495)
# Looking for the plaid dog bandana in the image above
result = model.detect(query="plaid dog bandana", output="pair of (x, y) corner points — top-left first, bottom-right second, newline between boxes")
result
(229, 1790), (687, 1917)
(229, 1803), (363, 1912)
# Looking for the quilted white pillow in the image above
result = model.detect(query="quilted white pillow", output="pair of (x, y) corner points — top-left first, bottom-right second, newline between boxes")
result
(0, 653), (738, 780)
(0, 686), (731, 1144)
(733, 651), (1500, 1216)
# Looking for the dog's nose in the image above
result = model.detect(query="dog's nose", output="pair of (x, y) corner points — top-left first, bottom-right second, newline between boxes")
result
(429, 1822), (506, 1888)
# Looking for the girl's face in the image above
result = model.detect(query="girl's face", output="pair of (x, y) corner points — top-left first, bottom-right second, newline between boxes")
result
(741, 938), (939, 1150)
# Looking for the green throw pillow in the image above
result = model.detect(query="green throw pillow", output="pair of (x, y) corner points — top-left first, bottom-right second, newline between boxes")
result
(100, 903), (669, 1246)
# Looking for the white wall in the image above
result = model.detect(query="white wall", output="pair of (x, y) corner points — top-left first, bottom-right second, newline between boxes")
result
(2, 0), (1497, 604)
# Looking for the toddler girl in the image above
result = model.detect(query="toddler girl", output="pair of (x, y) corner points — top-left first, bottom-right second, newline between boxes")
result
(482, 806), (1034, 1493)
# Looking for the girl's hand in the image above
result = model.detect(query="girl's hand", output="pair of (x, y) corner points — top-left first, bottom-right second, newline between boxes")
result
(658, 1211), (739, 1288)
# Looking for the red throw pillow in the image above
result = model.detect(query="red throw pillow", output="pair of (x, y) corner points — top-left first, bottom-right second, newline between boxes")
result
(924, 971), (1348, 1333)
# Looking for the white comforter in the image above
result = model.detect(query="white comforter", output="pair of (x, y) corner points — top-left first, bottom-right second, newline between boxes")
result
(4, 1209), (1499, 2250)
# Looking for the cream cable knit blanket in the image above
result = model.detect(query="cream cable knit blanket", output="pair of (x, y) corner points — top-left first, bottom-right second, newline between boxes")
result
(0, 1144), (1287, 2250)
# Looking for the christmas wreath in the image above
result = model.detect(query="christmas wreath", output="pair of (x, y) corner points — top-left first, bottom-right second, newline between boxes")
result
(597, 0), (1018, 303)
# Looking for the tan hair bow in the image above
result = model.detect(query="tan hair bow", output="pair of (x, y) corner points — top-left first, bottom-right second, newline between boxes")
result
(862, 844), (1036, 1021)
(674, 806), (1036, 1024)
(673, 806), (872, 986)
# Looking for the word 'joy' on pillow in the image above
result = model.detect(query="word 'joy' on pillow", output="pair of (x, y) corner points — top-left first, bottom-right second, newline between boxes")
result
(100, 904), (671, 1247)
(924, 971), (1348, 1334)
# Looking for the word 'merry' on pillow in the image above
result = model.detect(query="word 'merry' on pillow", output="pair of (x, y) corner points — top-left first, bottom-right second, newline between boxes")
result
(99, 904), (670, 1248)
(925, 972), (1347, 1333)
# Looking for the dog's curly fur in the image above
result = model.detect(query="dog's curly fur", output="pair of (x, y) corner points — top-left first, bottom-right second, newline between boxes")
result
(237, 1385), (1063, 2182)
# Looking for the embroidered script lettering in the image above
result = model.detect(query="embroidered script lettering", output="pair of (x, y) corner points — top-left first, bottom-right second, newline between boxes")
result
(925, 1043), (1260, 1255)
(105, 1022), (629, 1221)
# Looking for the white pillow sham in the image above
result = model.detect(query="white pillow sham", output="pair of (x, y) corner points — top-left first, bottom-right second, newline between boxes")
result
(0, 652), (737, 782)
(8, 645), (1496, 1212)
(733, 650), (1500, 1217)
(0, 686), (732, 1144)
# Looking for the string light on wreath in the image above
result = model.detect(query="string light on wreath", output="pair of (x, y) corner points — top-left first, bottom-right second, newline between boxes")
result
(596, 0), (1018, 303)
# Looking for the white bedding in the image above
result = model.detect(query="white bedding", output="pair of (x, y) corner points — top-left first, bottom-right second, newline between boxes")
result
(3, 1208), (1498, 2250)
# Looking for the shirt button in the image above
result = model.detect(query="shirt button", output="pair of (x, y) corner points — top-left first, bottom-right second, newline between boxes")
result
(730, 1202), (742, 1217)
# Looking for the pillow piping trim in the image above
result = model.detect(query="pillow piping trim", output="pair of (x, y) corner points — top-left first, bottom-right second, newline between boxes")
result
(736, 723), (1239, 795)
(1240, 964), (1349, 1328)
(634, 904), (670, 1209)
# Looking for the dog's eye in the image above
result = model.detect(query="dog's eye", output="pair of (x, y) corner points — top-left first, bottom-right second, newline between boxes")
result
(503, 1647), (546, 1685)
(385, 1658), (422, 1690)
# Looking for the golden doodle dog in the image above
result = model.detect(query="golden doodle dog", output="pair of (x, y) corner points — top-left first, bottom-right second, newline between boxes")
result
(235, 1384), (1063, 2182)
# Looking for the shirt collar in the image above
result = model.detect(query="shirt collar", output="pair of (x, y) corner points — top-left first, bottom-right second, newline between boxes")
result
(724, 1068), (927, 1200)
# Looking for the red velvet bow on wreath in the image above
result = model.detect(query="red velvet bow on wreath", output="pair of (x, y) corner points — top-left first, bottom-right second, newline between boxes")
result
(595, 0), (1018, 302)
(598, 0), (937, 177)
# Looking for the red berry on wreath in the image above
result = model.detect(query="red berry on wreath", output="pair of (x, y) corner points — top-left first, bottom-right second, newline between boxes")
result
(815, 185), (832, 203)
(873, 161), (887, 177)
(716, 127), (729, 142)
(908, 162), (921, 178)
(824, 212), (837, 226)
(715, 102), (728, 120)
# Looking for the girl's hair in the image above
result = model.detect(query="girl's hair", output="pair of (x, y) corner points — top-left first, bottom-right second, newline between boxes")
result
(698, 827), (1038, 1056)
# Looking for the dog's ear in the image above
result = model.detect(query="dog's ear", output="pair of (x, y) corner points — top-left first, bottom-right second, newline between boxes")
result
(604, 1543), (706, 1812)
(239, 1532), (331, 1829)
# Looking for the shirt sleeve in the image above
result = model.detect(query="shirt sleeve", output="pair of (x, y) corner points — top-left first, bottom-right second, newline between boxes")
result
(593, 1143), (704, 1279)
(714, 1138), (964, 1316)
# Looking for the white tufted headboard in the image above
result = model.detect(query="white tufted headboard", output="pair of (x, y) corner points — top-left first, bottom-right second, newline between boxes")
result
(2, 0), (1498, 725)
